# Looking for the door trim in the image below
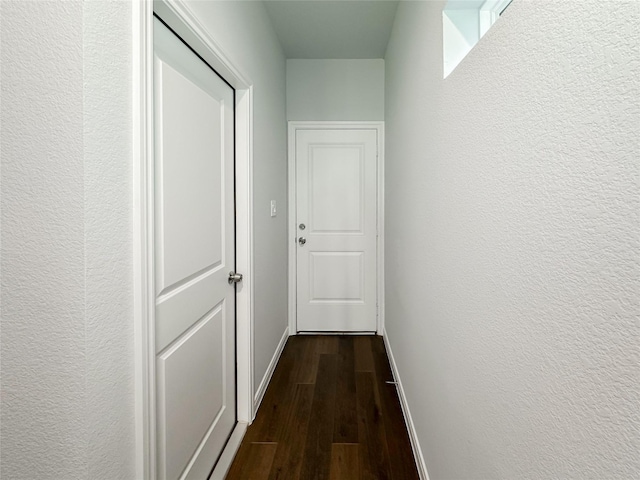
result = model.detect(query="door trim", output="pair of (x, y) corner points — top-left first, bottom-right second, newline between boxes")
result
(133, 1), (255, 478)
(287, 121), (385, 336)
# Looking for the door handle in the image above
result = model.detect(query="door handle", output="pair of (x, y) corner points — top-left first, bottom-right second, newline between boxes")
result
(228, 271), (243, 284)
(298, 237), (306, 246)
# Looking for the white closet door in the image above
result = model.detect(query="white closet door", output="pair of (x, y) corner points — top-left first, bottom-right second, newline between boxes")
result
(154, 18), (236, 480)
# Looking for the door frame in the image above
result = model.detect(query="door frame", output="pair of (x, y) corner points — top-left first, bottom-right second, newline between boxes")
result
(133, 1), (255, 478)
(287, 121), (385, 335)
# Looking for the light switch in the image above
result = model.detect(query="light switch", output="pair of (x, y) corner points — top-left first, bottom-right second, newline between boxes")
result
(270, 200), (277, 217)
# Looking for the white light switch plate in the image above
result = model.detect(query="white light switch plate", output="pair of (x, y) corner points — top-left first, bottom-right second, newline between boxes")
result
(270, 200), (277, 217)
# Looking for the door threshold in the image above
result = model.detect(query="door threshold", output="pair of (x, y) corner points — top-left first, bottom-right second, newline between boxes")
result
(296, 331), (377, 335)
(209, 422), (248, 480)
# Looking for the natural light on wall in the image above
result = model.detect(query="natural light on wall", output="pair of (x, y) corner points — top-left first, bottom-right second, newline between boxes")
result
(443, 0), (513, 78)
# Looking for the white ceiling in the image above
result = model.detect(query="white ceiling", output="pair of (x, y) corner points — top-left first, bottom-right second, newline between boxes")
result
(263, 1), (400, 59)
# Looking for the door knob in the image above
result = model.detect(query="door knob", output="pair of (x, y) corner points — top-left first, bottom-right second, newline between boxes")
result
(228, 271), (243, 284)
(298, 237), (306, 246)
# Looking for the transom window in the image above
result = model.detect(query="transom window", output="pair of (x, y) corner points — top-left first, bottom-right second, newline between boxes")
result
(443, 0), (513, 78)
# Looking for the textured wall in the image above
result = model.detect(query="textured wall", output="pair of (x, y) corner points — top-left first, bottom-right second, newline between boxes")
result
(1, 2), (87, 478)
(384, 1), (640, 478)
(185, 1), (289, 394)
(83, 0), (135, 477)
(1, 1), (135, 478)
(287, 59), (385, 120)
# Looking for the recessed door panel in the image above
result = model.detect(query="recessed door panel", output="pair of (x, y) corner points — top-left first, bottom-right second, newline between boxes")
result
(296, 129), (377, 332)
(155, 59), (223, 295)
(310, 146), (364, 234)
(157, 306), (225, 480)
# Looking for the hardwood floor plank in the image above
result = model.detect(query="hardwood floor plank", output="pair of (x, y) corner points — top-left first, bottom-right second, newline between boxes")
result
(290, 335), (339, 384)
(333, 337), (358, 443)
(354, 336), (375, 372)
(329, 444), (359, 480)
(268, 384), (315, 480)
(356, 371), (392, 480)
(244, 337), (299, 442)
(370, 336), (393, 381)
(300, 354), (338, 480)
(225, 442), (277, 480)
(317, 335), (339, 354)
(290, 335), (321, 384)
(371, 337), (421, 479)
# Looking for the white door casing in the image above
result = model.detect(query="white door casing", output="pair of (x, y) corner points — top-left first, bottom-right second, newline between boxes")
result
(135, 1), (255, 479)
(291, 125), (383, 333)
(154, 17), (235, 479)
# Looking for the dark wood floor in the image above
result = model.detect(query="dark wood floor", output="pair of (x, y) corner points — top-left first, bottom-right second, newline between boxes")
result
(226, 335), (420, 479)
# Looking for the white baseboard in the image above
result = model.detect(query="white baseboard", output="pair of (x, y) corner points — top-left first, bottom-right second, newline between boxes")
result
(382, 330), (430, 480)
(253, 326), (289, 414)
(209, 422), (247, 480)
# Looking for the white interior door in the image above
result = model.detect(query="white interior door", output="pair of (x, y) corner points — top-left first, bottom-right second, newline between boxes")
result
(154, 18), (236, 480)
(295, 128), (378, 332)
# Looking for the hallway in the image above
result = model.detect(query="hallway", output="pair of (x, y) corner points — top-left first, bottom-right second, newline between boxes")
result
(2, 1), (638, 478)
(226, 335), (419, 479)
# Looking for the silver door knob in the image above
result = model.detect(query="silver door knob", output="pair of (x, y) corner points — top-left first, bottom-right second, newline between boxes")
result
(298, 237), (306, 246)
(228, 271), (243, 284)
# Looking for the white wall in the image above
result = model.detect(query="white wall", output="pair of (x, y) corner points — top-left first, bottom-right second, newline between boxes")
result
(1, 1), (135, 478)
(1, 2), (86, 477)
(185, 1), (288, 395)
(384, 1), (640, 478)
(287, 59), (384, 120)
(83, 1), (135, 477)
